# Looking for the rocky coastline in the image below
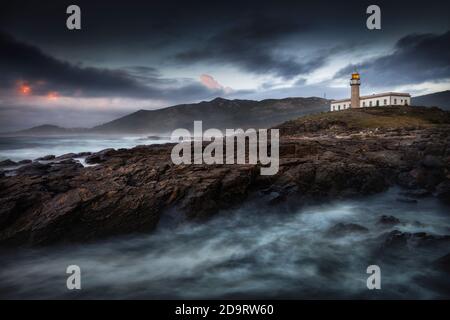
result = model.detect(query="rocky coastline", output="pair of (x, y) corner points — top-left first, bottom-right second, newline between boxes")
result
(0, 106), (449, 246)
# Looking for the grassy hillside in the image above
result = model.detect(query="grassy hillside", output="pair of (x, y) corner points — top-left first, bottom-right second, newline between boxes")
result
(277, 106), (450, 135)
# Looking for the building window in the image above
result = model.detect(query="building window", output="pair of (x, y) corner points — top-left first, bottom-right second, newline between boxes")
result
(369, 101), (372, 107)
(376, 100), (379, 106)
(394, 98), (397, 104)
(384, 99), (387, 105)
(363, 101), (366, 107)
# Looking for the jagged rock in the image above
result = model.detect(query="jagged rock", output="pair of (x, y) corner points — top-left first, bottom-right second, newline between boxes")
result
(17, 159), (32, 164)
(377, 215), (400, 226)
(422, 155), (444, 168)
(0, 159), (17, 167)
(55, 153), (77, 160)
(0, 108), (449, 246)
(36, 155), (56, 161)
(74, 152), (92, 157)
(326, 223), (369, 237)
(85, 148), (115, 164)
(382, 230), (450, 249)
(16, 162), (51, 176)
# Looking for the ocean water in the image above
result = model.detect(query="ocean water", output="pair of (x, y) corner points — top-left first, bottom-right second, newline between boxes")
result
(0, 189), (449, 299)
(0, 135), (172, 162)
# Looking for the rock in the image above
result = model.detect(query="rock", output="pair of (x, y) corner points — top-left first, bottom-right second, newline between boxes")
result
(85, 148), (115, 164)
(74, 152), (92, 157)
(16, 162), (51, 176)
(0, 117), (449, 246)
(17, 159), (32, 165)
(36, 155), (56, 161)
(326, 223), (369, 237)
(377, 215), (400, 226)
(421, 155), (443, 168)
(55, 153), (77, 160)
(0, 159), (17, 167)
(382, 230), (450, 249)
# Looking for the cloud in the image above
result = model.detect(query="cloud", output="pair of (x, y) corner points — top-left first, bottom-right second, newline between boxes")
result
(334, 31), (450, 88)
(0, 31), (215, 101)
(199, 74), (233, 93)
(175, 18), (330, 80)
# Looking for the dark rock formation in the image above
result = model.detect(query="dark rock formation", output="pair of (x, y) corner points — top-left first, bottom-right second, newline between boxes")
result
(382, 230), (450, 250)
(0, 159), (17, 167)
(0, 106), (449, 246)
(17, 159), (32, 165)
(85, 148), (115, 164)
(326, 223), (369, 237)
(377, 215), (400, 226)
(35, 155), (56, 161)
(55, 153), (77, 160)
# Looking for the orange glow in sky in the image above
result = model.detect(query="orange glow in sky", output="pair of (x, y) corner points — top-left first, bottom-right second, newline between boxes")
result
(47, 91), (59, 100)
(20, 84), (32, 95)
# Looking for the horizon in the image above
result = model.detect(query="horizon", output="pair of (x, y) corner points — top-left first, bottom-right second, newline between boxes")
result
(3, 90), (447, 132)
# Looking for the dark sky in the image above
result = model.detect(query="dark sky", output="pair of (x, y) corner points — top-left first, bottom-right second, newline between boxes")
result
(1, 0), (449, 130)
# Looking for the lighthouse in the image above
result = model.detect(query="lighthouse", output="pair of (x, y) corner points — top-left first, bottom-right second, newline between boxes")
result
(330, 72), (410, 111)
(350, 72), (361, 108)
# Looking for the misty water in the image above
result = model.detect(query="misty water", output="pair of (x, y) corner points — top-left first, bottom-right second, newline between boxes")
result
(0, 135), (171, 162)
(1, 188), (449, 299)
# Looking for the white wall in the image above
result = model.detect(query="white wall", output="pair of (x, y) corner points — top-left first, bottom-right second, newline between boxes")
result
(331, 95), (410, 111)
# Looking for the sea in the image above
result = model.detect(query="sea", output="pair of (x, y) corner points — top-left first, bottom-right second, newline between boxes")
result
(0, 135), (449, 299)
(0, 135), (172, 162)
(0, 188), (449, 299)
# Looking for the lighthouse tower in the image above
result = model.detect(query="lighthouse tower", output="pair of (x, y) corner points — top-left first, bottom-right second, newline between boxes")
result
(350, 72), (361, 108)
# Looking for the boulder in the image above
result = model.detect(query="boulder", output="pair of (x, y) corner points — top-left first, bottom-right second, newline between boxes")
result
(85, 148), (115, 164)
(36, 155), (56, 161)
(326, 222), (369, 237)
(0, 159), (17, 167)
(15, 162), (51, 176)
(421, 155), (444, 168)
(55, 153), (77, 160)
(382, 230), (450, 250)
(17, 159), (32, 165)
(377, 215), (400, 226)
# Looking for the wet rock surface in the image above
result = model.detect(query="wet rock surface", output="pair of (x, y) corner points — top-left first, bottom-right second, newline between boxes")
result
(0, 107), (449, 246)
(377, 215), (401, 226)
(326, 223), (369, 236)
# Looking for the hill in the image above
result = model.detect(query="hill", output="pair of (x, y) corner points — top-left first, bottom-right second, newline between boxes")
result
(9, 124), (85, 136)
(412, 90), (450, 110)
(277, 106), (450, 135)
(92, 97), (329, 134)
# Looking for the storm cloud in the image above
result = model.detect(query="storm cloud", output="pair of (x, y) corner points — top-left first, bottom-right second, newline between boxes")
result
(175, 18), (328, 79)
(0, 31), (225, 101)
(334, 31), (450, 87)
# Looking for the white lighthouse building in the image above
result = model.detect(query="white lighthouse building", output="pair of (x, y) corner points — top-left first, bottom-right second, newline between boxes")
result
(330, 72), (411, 111)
